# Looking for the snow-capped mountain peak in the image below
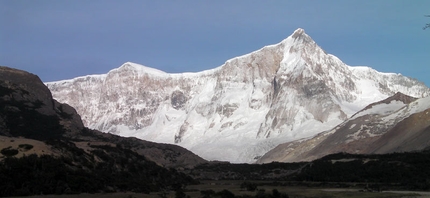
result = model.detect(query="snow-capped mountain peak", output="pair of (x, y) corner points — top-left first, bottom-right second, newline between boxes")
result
(289, 28), (314, 43)
(46, 28), (430, 163)
(114, 62), (167, 76)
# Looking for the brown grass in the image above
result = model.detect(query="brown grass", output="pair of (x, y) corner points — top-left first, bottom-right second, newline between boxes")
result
(0, 136), (58, 159)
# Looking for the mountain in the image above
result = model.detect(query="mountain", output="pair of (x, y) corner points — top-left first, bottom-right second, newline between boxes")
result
(257, 92), (430, 163)
(46, 28), (430, 163)
(0, 66), (207, 195)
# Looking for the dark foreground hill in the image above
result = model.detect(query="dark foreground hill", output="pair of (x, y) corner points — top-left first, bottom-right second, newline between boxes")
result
(0, 66), (205, 196)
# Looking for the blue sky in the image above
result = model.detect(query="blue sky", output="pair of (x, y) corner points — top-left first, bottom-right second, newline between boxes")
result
(1, 0), (429, 86)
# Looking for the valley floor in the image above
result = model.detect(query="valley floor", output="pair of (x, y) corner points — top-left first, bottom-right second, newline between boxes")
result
(9, 181), (430, 198)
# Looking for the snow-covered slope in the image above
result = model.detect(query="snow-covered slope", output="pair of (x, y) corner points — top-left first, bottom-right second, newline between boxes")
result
(46, 28), (430, 163)
(257, 93), (430, 163)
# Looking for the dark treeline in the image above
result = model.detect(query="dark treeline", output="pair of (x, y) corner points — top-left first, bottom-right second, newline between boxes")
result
(294, 151), (430, 190)
(189, 161), (306, 180)
(197, 188), (290, 198)
(188, 150), (430, 191)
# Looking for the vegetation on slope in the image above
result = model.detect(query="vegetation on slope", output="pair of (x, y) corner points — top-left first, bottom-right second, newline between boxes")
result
(0, 143), (195, 197)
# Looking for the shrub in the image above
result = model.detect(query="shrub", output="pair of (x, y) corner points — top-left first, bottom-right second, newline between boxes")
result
(240, 181), (258, 191)
(200, 189), (216, 198)
(18, 144), (34, 150)
(1, 147), (18, 157)
(216, 189), (235, 198)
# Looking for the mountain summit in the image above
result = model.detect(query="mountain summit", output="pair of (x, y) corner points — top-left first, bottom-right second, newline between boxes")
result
(47, 28), (430, 163)
(290, 28), (313, 42)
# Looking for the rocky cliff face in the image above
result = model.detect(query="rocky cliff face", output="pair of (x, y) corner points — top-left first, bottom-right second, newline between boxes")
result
(46, 28), (430, 163)
(0, 66), (84, 140)
(0, 66), (205, 168)
(257, 93), (430, 163)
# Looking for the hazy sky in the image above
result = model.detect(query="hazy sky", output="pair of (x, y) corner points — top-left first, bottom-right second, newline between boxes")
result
(1, 0), (429, 86)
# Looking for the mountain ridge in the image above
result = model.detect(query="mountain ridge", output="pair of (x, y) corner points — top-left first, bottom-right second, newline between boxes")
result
(46, 28), (430, 163)
(257, 93), (430, 163)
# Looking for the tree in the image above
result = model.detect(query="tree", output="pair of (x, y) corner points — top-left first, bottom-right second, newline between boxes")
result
(216, 189), (235, 198)
(174, 189), (186, 198)
(200, 190), (215, 198)
(240, 181), (258, 191)
(272, 189), (281, 198)
(424, 15), (430, 30)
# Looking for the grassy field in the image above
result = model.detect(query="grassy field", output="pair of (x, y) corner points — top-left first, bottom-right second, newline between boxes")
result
(9, 180), (428, 198)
